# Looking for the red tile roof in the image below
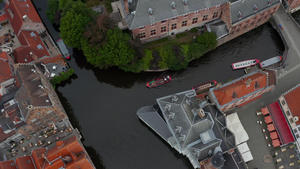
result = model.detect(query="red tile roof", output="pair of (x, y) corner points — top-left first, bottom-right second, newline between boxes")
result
(5, 0), (42, 33)
(0, 160), (17, 169)
(16, 156), (35, 169)
(0, 135), (95, 169)
(0, 51), (13, 83)
(0, 13), (8, 23)
(213, 72), (267, 105)
(284, 85), (300, 125)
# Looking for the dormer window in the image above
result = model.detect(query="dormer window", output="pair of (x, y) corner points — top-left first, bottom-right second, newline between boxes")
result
(253, 4), (258, 12)
(148, 8), (153, 15)
(268, 0), (272, 5)
(171, 2), (176, 9)
(232, 91), (238, 100)
(238, 11), (243, 18)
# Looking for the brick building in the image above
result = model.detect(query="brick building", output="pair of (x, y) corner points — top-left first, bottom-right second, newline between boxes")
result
(13, 63), (68, 137)
(119, 0), (281, 43)
(208, 69), (277, 113)
(0, 135), (96, 169)
(282, 0), (300, 13)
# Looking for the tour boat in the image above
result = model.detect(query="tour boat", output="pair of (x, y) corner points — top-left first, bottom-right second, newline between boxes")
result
(192, 80), (217, 94)
(231, 59), (260, 70)
(57, 39), (71, 59)
(146, 75), (172, 88)
(259, 56), (283, 68)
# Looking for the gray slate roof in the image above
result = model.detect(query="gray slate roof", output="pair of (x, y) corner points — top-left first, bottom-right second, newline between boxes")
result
(126, 0), (228, 29)
(230, 0), (281, 24)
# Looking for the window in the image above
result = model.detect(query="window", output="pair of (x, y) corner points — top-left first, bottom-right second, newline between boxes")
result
(182, 20), (187, 27)
(172, 17), (178, 20)
(213, 12), (218, 18)
(290, 118), (294, 123)
(171, 23), (177, 30)
(183, 14), (188, 17)
(254, 81), (260, 89)
(150, 29), (156, 36)
(25, 25), (29, 28)
(250, 21), (255, 26)
(151, 23), (156, 26)
(139, 32), (146, 39)
(236, 28), (240, 32)
(257, 19), (261, 23)
(216, 4), (220, 8)
(205, 7), (210, 11)
(243, 25), (248, 29)
(294, 129), (298, 133)
(161, 20), (167, 23)
(194, 10), (200, 14)
(161, 26), (166, 33)
(139, 26), (145, 29)
(192, 18), (198, 24)
(202, 15), (208, 21)
(297, 134), (300, 138)
(31, 118), (37, 123)
(36, 25), (40, 28)
(281, 100), (286, 105)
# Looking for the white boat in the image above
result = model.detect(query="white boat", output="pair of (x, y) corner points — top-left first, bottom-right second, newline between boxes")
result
(259, 56), (282, 68)
(232, 59), (260, 70)
(57, 39), (70, 59)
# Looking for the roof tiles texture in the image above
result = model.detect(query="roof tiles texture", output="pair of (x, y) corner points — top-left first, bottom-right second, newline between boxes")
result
(214, 72), (267, 106)
(284, 86), (300, 125)
(0, 51), (13, 84)
(126, 0), (228, 29)
(0, 160), (17, 169)
(5, 0), (42, 33)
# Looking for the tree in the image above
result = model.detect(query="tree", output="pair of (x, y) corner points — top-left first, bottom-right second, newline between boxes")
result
(59, 1), (92, 48)
(82, 28), (135, 69)
(83, 14), (113, 48)
(46, 0), (60, 24)
(196, 32), (218, 50)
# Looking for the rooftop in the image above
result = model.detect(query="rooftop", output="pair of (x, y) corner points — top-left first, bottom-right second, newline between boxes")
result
(124, 0), (228, 29)
(0, 51), (13, 84)
(230, 0), (281, 24)
(213, 71), (268, 106)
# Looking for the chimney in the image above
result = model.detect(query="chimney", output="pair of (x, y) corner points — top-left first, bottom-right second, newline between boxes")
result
(148, 8), (153, 15)
(22, 15), (29, 21)
(171, 2), (176, 9)
(183, 0), (188, 6)
(198, 109), (206, 118)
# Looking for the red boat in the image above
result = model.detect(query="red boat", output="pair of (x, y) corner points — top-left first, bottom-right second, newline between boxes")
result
(146, 75), (171, 88)
(192, 80), (217, 94)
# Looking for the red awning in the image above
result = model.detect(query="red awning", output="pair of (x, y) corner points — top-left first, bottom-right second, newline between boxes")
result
(272, 139), (280, 147)
(267, 123), (275, 132)
(268, 101), (295, 144)
(270, 131), (278, 140)
(261, 107), (270, 115)
(0, 14), (7, 23)
(264, 115), (272, 124)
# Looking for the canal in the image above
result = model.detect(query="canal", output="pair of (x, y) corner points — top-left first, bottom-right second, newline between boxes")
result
(32, 1), (294, 168)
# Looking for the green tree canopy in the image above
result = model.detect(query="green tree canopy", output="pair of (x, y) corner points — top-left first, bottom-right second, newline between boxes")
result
(83, 28), (135, 69)
(59, 1), (92, 48)
(46, 0), (60, 24)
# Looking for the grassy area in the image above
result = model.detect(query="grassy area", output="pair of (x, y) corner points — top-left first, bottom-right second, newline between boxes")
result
(144, 31), (198, 50)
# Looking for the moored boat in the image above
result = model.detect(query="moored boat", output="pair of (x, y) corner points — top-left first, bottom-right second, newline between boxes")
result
(146, 75), (171, 88)
(192, 80), (217, 94)
(232, 59), (260, 70)
(57, 39), (71, 60)
(259, 56), (282, 68)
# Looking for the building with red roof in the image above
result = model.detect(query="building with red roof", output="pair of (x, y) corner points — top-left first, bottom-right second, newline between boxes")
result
(267, 83), (300, 151)
(4, 0), (63, 64)
(209, 69), (277, 112)
(0, 50), (15, 97)
(0, 135), (96, 169)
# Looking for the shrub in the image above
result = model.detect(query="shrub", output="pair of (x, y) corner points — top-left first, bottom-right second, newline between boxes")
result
(50, 68), (75, 86)
(176, 32), (188, 38)
(190, 27), (198, 32)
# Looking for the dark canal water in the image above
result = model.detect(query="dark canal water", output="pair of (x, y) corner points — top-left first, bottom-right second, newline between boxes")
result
(33, 1), (291, 168)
